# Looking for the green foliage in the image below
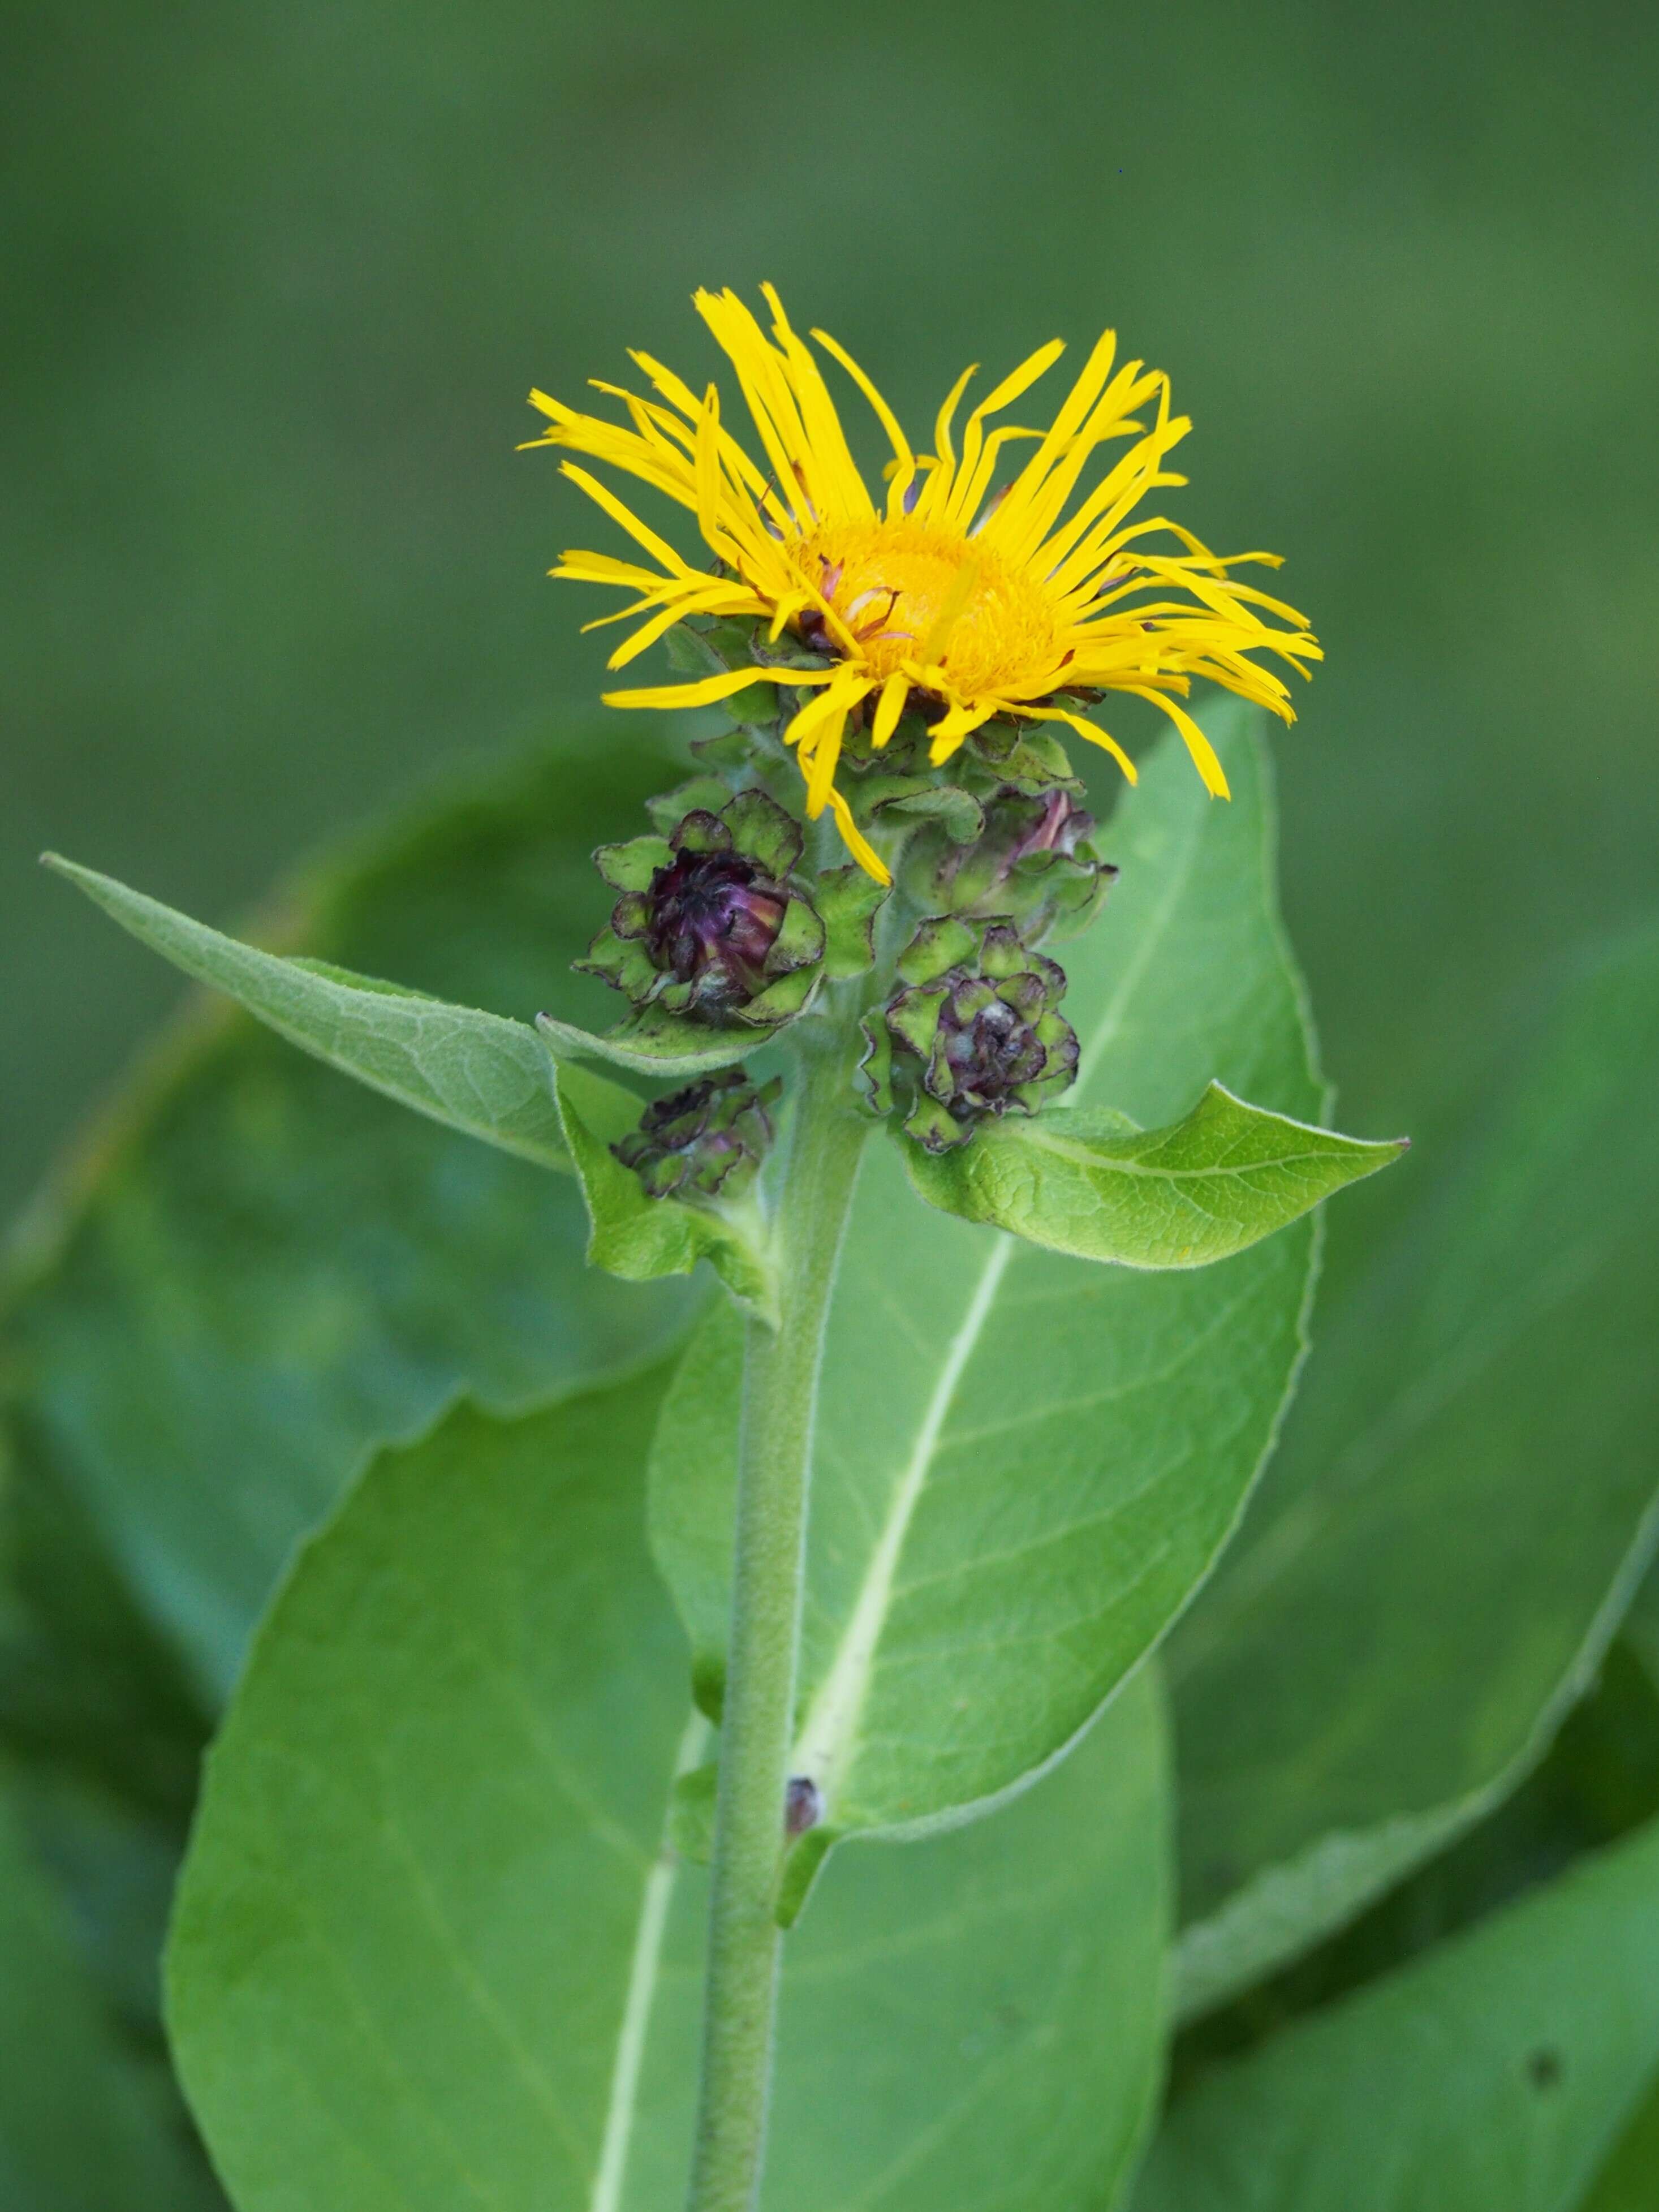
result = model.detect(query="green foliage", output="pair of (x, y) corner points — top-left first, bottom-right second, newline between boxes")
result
(650, 709), (1329, 1865)
(1580, 2078), (1659, 2212)
(0, 1767), (218, 2211)
(16, 699), (1659, 2210)
(904, 1082), (1403, 1264)
(1169, 1641), (1659, 2094)
(1620, 1563), (1659, 1699)
(1135, 1817), (1659, 2212)
(8, 735), (690, 1706)
(167, 1375), (1171, 2212)
(1169, 919), (1659, 2015)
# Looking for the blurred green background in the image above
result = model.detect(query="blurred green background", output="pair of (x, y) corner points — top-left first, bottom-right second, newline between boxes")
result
(6, 0), (1656, 1228)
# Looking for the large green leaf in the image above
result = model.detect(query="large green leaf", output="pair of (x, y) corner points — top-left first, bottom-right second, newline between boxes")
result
(0, 1762), (219, 2212)
(167, 1370), (1171, 2212)
(1169, 920), (1659, 2018)
(1134, 1815), (1659, 2212)
(4, 732), (691, 1706)
(651, 705), (1333, 1859)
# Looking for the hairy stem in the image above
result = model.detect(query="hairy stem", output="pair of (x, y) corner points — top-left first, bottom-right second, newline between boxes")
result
(684, 1032), (870, 2212)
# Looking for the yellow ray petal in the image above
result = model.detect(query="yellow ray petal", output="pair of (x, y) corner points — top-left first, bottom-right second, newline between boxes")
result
(946, 338), (1065, 527)
(871, 673), (910, 748)
(603, 665), (834, 712)
(911, 361), (977, 521)
(924, 694), (999, 763)
(559, 463), (693, 578)
(823, 784), (891, 883)
(1018, 703), (1140, 783)
(604, 587), (748, 670)
(985, 328), (1119, 543)
(1119, 685), (1230, 796)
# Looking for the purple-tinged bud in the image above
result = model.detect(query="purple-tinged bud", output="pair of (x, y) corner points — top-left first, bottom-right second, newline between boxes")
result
(641, 836), (788, 1004)
(578, 787), (826, 1028)
(859, 918), (1079, 1151)
(611, 1068), (782, 1202)
(900, 784), (1117, 944)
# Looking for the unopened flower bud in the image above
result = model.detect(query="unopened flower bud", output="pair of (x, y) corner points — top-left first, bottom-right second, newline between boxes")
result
(858, 917), (1079, 1152)
(643, 837), (788, 999)
(578, 787), (825, 1027)
(900, 785), (1116, 944)
(612, 1068), (783, 1201)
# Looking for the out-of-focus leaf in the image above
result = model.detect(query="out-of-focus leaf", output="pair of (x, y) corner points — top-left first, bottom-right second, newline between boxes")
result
(1169, 921), (1659, 2018)
(1580, 2075), (1659, 2212)
(1135, 1816), (1659, 2212)
(167, 1371), (1171, 2212)
(0, 1414), (209, 1827)
(4, 732), (691, 1706)
(1170, 1642), (1659, 2093)
(903, 1082), (1402, 1267)
(1623, 1564), (1659, 1699)
(0, 1763), (219, 2211)
(649, 706), (1330, 1869)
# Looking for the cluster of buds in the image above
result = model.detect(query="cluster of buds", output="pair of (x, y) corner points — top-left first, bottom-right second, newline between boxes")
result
(859, 917), (1080, 1154)
(581, 683), (1118, 1195)
(579, 787), (825, 1028)
(611, 1068), (782, 1202)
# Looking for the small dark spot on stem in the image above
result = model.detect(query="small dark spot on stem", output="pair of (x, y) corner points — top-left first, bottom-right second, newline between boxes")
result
(785, 1776), (822, 1837)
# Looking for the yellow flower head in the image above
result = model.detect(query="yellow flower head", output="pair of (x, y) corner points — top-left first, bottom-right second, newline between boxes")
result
(526, 286), (1320, 880)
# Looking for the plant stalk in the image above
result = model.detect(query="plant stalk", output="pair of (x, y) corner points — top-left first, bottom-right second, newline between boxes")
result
(684, 1032), (869, 2212)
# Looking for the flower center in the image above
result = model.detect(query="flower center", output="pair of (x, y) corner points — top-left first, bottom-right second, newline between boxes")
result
(797, 520), (1062, 696)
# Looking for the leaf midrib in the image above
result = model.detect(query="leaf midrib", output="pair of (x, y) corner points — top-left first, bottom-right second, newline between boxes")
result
(588, 1709), (710, 2212)
(1012, 1124), (1346, 1181)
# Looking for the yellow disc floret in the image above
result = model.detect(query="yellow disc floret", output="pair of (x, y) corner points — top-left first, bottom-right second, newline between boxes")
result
(524, 285), (1321, 880)
(797, 520), (1066, 696)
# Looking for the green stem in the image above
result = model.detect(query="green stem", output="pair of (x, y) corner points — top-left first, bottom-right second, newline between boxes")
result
(684, 1031), (870, 2212)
